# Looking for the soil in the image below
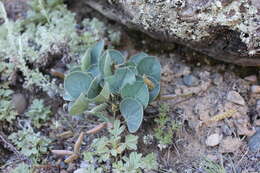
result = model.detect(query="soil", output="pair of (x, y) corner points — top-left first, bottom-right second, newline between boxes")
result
(0, 1), (260, 173)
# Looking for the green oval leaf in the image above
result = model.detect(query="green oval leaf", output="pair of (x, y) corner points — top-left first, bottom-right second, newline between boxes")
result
(69, 93), (89, 115)
(121, 81), (149, 108)
(69, 66), (81, 73)
(108, 49), (125, 64)
(122, 62), (138, 75)
(120, 98), (143, 133)
(64, 71), (93, 99)
(137, 56), (161, 81)
(106, 67), (136, 94)
(99, 51), (112, 77)
(91, 40), (104, 64)
(87, 64), (100, 77)
(81, 48), (91, 71)
(129, 52), (148, 65)
(87, 78), (110, 103)
(146, 75), (160, 102)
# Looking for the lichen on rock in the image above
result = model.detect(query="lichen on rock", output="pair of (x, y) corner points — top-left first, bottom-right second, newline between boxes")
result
(123, 0), (260, 54)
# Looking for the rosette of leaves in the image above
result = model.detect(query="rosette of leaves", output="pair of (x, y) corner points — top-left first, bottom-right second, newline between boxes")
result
(63, 40), (161, 133)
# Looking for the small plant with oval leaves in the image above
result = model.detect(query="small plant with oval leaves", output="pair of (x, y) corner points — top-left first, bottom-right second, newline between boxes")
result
(63, 40), (161, 133)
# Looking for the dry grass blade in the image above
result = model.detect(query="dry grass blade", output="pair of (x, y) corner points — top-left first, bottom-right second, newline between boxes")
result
(74, 132), (85, 153)
(50, 69), (65, 79)
(51, 150), (74, 156)
(57, 131), (73, 139)
(64, 153), (79, 164)
(86, 122), (107, 135)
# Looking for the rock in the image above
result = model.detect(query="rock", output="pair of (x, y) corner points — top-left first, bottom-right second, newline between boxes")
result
(219, 136), (242, 153)
(74, 168), (86, 173)
(244, 75), (257, 84)
(227, 91), (245, 106)
(248, 128), (260, 152)
(256, 99), (260, 112)
(205, 133), (222, 147)
(211, 73), (223, 86)
(221, 125), (232, 136)
(172, 64), (191, 78)
(77, 0), (260, 66)
(183, 75), (199, 87)
(11, 93), (27, 114)
(60, 170), (68, 173)
(251, 85), (260, 94)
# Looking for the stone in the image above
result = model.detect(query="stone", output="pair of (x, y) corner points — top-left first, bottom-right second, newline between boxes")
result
(205, 133), (222, 147)
(219, 136), (242, 153)
(226, 91), (245, 106)
(251, 85), (260, 94)
(183, 75), (199, 87)
(79, 0), (260, 66)
(256, 99), (260, 113)
(248, 128), (260, 152)
(244, 75), (257, 84)
(211, 73), (223, 86)
(11, 93), (27, 114)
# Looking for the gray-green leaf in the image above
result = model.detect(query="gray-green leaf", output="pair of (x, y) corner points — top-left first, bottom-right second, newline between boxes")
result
(121, 81), (149, 108)
(87, 78), (110, 103)
(64, 71), (93, 99)
(108, 49), (125, 64)
(69, 93), (89, 115)
(81, 48), (91, 71)
(137, 56), (161, 81)
(99, 51), (112, 77)
(91, 40), (105, 64)
(106, 67), (136, 94)
(120, 98), (143, 133)
(147, 75), (160, 102)
(129, 52), (148, 65)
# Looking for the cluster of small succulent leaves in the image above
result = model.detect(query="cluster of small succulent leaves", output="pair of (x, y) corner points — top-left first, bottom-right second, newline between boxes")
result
(26, 99), (51, 128)
(8, 126), (51, 161)
(64, 40), (161, 132)
(75, 120), (157, 173)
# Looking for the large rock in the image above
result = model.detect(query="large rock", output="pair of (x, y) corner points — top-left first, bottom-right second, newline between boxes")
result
(78, 0), (260, 66)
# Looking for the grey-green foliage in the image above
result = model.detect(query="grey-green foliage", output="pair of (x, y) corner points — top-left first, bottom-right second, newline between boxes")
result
(0, 86), (17, 122)
(154, 104), (182, 147)
(64, 40), (161, 133)
(80, 120), (157, 173)
(26, 99), (51, 128)
(8, 126), (51, 160)
(11, 162), (32, 173)
(202, 158), (226, 173)
(0, 0), (107, 93)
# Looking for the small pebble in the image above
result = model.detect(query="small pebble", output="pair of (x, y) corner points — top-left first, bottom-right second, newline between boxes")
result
(183, 75), (199, 87)
(248, 128), (260, 152)
(211, 73), (223, 85)
(221, 124), (232, 136)
(12, 93), (27, 114)
(244, 75), (257, 84)
(251, 85), (260, 94)
(205, 133), (222, 147)
(256, 99), (260, 110)
(227, 91), (245, 106)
